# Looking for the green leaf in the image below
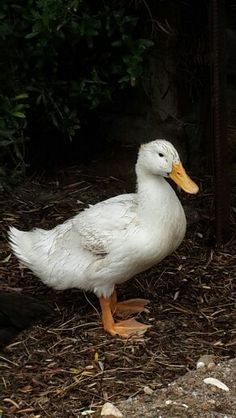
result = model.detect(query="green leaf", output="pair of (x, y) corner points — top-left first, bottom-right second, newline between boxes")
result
(12, 112), (26, 118)
(0, 139), (14, 146)
(0, 129), (15, 138)
(25, 31), (40, 39)
(14, 93), (29, 100)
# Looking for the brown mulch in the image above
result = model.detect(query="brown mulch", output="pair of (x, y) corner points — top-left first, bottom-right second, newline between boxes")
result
(0, 151), (236, 418)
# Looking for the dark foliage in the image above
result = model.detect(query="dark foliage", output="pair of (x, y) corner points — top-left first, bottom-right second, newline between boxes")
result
(0, 291), (53, 348)
(0, 0), (153, 182)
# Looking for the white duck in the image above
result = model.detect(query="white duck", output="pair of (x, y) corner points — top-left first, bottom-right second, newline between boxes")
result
(9, 140), (198, 338)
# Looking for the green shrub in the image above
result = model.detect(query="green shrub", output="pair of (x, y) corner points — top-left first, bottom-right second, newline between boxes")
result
(0, 0), (153, 183)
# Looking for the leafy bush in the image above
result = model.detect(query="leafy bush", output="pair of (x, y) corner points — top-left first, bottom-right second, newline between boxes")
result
(0, 0), (153, 182)
(0, 94), (29, 187)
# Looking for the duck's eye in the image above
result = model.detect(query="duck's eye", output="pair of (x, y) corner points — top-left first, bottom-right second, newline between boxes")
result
(158, 152), (164, 157)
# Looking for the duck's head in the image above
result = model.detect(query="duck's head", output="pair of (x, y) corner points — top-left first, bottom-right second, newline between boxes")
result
(138, 139), (199, 194)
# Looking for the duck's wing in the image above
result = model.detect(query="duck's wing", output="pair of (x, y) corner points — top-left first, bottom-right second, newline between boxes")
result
(8, 194), (138, 291)
(73, 193), (138, 257)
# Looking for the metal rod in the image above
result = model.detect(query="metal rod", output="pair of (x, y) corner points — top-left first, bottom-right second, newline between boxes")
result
(210, 0), (230, 244)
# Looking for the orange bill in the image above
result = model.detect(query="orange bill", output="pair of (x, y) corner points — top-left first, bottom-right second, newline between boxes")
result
(169, 162), (199, 194)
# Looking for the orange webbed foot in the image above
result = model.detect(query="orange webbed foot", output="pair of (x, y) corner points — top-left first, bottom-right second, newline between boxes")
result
(114, 298), (150, 317)
(99, 296), (151, 338)
(109, 318), (151, 338)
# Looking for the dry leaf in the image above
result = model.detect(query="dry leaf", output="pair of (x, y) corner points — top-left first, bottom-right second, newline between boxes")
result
(2, 254), (11, 263)
(69, 368), (82, 374)
(19, 384), (33, 393)
(81, 409), (95, 416)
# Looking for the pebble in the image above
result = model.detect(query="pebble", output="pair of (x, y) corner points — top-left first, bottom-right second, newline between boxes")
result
(197, 355), (216, 370)
(143, 386), (154, 395)
(101, 402), (123, 417)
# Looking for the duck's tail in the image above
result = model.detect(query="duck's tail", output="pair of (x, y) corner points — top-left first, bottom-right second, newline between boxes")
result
(8, 226), (40, 268)
(8, 223), (87, 290)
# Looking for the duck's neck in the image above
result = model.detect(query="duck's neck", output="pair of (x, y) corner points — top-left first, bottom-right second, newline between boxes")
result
(136, 165), (179, 224)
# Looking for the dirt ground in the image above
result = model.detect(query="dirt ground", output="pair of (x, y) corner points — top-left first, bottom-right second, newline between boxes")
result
(0, 144), (235, 417)
(116, 356), (236, 417)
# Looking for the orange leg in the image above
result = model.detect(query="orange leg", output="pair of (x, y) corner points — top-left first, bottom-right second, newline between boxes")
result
(111, 289), (117, 308)
(99, 296), (151, 338)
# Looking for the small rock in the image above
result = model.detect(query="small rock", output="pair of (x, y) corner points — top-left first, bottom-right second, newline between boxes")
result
(101, 402), (123, 417)
(172, 386), (184, 396)
(197, 355), (216, 370)
(202, 402), (211, 411)
(207, 399), (216, 405)
(187, 378), (195, 385)
(143, 386), (154, 395)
